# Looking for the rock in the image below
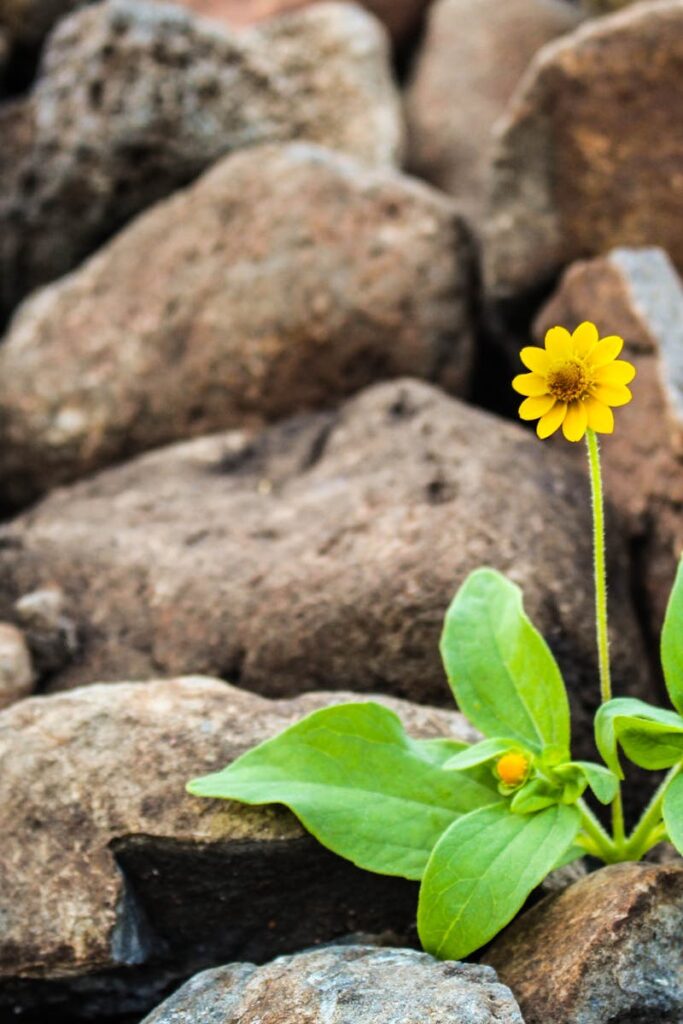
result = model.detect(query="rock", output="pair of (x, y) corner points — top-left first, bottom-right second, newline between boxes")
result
(14, 585), (79, 678)
(484, 0), (683, 299)
(484, 862), (683, 1024)
(0, 143), (473, 509)
(0, 622), (33, 708)
(533, 247), (683, 633)
(141, 946), (525, 1024)
(405, 0), (581, 225)
(0, 379), (650, 748)
(0, 0), (402, 321)
(0, 677), (477, 1018)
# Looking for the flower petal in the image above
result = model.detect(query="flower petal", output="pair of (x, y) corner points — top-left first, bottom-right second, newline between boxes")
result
(544, 326), (573, 360)
(562, 401), (588, 442)
(584, 397), (615, 434)
(594, 360), (636, 386)
(537, 401), (567, 439)
(520, 346), (550, 374)
(592, 384), (633, 408)
(572, 321), (599, 357)
(519, 394), (556, 421)
(587, 335), (624, 367)
(512, 373), (550, 397)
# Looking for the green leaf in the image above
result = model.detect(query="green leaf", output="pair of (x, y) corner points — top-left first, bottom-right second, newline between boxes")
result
(443, 737), (526, 772)
(555, 761), (619, 805)
(510, 779), (560, 814)
(440, 569), (570, 754)
(417, 802), (581, 960)
(662, 557), (683, 716)
(595, 698), (683, 774)
(187, 702), (498, 881)
(663, 772), (683, 856)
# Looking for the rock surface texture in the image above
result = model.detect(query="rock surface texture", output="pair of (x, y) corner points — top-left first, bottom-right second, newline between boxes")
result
(405, 0), (581, 224)
(0, 678), (477, 1017)
(0, 143), (474, 508)
(0, 0), (402, 319)
(534, 247), (683, 633)
(0, 380), (650, 745)
(0, 622), (33, 708)
(485, 862), (683, 1024)
(485, 0), (683, 298)
(141, 946), (525, 1024)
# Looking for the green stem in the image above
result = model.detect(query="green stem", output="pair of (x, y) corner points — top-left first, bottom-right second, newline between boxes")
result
(585, 428), (626, 853)
(625, 763), (682, 859)
(577, 797), (619, 862)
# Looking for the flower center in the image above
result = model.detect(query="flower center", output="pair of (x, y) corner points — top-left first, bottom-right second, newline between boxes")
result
(496, 752), (530, 788)
(547, 360), (590, 403)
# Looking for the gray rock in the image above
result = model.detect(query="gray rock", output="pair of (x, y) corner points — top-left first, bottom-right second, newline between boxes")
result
(0, 379), (651, 751)
(485, 862), (683, 1024)
(484, 0), (683, 298)
(405, 0), (581, 225)
(142, 946), (525, 1023)
(0, 677), (477, 1018)
(0, 0), (402, 319)
(0, 142), (474, 508)
(0, 622), (33, 708)
(14, 585), (79, 677)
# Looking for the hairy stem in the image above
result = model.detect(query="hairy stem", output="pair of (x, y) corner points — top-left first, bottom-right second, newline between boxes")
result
(626, 763), (682, 859)
(577, 797), (619, 862)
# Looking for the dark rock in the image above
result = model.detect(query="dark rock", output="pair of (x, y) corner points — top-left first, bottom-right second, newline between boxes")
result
(0, 142), (474, 508)
(141, 946), (525, 1024)
(14, 585), (79, 678)
(485, 862), (683, 1024)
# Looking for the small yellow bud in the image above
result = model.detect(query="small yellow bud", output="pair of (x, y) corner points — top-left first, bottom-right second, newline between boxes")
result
(496, 752), (530, 788)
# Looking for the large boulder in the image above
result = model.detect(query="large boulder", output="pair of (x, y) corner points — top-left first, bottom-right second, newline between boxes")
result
(405, 0), (581, 224)
(485, 862), (683, 1024)
(141, 946), (524, 1024)
(0, 0), (402, 320)
(533, 247), (683, 634)
(0, 677), (477, 1018)
(484, 0), (683, 298)
(0, 379), (651, 747)
(0, 142), (474, 510)
(0, 622), (33, 708)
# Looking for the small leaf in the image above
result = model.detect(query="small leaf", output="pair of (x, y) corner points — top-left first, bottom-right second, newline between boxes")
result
(417, 802), (581, 960)
(663, 772), (683, 856)
(661, 557), (683, 715)
(556, 761), (619, 805)
(444, 737), (525, 772)
(510, 779), (560, 814)
(595, 698), (683, 775)
(440, 569), (570, 753)
(187, 702), (499, 880)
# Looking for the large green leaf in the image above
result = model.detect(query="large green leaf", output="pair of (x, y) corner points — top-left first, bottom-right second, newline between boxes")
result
(443, 737), (526, 772)
(595, 698), (683, 774)
(187, 702), (498, 881)
(662, 557), (683, 716)
(417, 802), (580, 960)
(440, 569), (570, 753)
(663, 772), (683, 856)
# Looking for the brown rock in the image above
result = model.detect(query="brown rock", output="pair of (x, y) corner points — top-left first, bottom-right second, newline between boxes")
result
(0, 0), (402, 320)
(484, 0), (683, 298)
(141, 946), (525, 1024)
(0, 677), (475, 1017)
(0, 379), (650, 748)
(533, 247), (683, 632)
(485, 862), (683, 1024)
(14, 585), (79, 678)
(0, 142), (473, 509)
(0, 622), (33, 708)
(405, 0), (581, 225)
(0, 0), (81, 45)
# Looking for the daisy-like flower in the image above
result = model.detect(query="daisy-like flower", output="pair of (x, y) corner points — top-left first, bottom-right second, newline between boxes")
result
(512, 321), (636, 442)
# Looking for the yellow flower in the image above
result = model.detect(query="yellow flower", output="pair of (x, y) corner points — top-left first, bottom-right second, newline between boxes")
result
(512, 321), (636, 442)
(496, 752), (530, 788)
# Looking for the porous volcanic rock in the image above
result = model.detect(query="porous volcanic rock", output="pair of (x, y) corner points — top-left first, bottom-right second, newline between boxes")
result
(405, 0), (581, 224)
(534, 247), (683, 633)
(0, 0), (402, 319)
(0, 677), (477, 1018)
(141, 946), (525, 1024)
(0, 380), (650, 747)
(0, 142), (473, 509)
(485, 862), (683, 1024)
(484, 0), (683, 298)
(0, 622), (33, 708)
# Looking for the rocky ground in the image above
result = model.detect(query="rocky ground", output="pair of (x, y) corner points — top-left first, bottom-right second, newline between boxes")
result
(0, 0), (682, 1021)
